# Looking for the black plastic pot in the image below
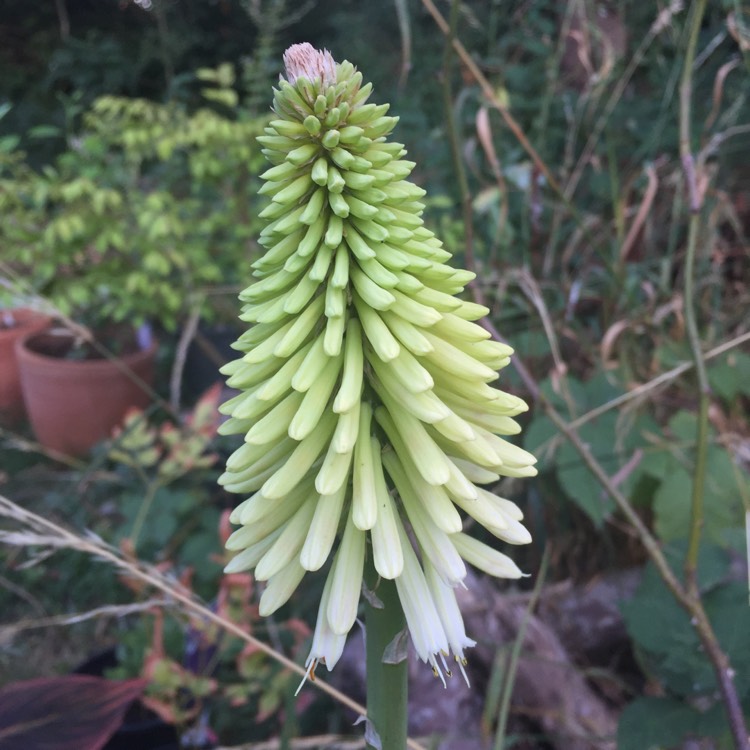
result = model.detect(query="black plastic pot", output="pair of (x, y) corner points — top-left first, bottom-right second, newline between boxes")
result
(183, 324), (239, 400)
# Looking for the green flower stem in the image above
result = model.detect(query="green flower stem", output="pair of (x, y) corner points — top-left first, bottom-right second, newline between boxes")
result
(365, 557), (408, 750)
(682, 210), (710, 582)
(678, 0), (709, 584)
(676, 7), (747, 744)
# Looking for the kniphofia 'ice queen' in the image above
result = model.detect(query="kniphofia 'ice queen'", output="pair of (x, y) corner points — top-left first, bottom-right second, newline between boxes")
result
(218, 42), (536, 740)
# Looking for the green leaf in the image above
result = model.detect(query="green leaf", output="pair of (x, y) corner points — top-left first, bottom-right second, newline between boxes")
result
(578, 371), (623, 407)
(667, 410), (697, 444)
(148, 504), (179, 545)
(523, 413), (558, 471)
(621, 545), (749, 701)
(708, 351), (750, 401)
(29, 125), (62, 139)
(654, 448), (746, 543)
(201, 89), (238, 108)
(618, 697), (727, 750)
(637, 447), (672, 480)
(556, 411), (619, 525)
(196, 67), (219, 82)
(653, 467), (693, 540)
(704, 582), (750, 698)
(257, 687), (281, 718)
(0, 134), (20, 152)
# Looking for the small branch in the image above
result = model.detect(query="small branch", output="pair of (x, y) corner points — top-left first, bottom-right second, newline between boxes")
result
(53, 0), (71, 41)
(169, 301), (202, 413)
(475, 107), (509, 265)
(153, 0), (175, 89)
(673, 28), (745, 748)
(682, 215), (711, 577)
(218, 737), (369, 750)
(681, 153), (701, 213)
(129, 480), (160, 553)
(620, 164), (659, 262)
(492, 547), (550, 749)
(55, 0), (70, 42)
(698, 123), (750, 162)
(0, 572), (47, 617)
(678, 0), (711, 582)
(0, 426), (88, 470)
(564, 330), (750, 435)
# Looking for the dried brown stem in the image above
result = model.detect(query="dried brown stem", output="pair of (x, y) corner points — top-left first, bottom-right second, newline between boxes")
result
(675, 2), (748, 744)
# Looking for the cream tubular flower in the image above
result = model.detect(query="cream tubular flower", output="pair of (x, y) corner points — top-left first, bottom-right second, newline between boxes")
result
(394, 523), (451, 685)
(424, 560), (477, 686)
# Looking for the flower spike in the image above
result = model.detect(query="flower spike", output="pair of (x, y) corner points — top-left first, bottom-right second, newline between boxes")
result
(221, 43), (536, 686)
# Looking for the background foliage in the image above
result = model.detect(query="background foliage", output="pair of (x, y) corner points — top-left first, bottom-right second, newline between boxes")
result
(1, 1), (749, 748)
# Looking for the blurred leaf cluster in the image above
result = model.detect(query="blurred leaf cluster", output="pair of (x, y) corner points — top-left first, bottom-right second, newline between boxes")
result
(0, 64), (266, 330)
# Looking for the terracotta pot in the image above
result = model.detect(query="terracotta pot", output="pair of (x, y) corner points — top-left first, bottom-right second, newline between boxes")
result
(0, 309), (53, 426)
(16, 329), (158, 456)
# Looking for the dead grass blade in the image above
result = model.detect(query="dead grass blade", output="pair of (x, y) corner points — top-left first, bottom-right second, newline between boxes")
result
(0, 599), (171, 643)
(620, 164), (658, 262)
(393, 0), (412, 91)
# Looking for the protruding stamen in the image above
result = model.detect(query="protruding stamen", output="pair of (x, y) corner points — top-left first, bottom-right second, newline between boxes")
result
(439, 651), (452, 678)
(429, 655), (447, 688)
(295, 658), (318, 696)
(457, 659), (471, 688)
(283, 43), (337, 87)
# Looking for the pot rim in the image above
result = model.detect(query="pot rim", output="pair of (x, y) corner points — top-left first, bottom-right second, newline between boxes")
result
(0, 308), (53, 340)
(16, 327), (158, 374)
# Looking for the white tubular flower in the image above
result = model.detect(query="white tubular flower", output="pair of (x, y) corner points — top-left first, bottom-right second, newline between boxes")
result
(326, 506), (365, 635)
(258, 559), (306, 616)
(220, 42), (536, 688)
(451, 533), (528, 579)
(394, 522), (451, 685)
(296, 572), (347, 694)
(424, 561), (477, 687)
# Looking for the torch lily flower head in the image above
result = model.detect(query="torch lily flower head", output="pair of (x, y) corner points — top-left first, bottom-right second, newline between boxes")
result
(219, 43), (536, 687)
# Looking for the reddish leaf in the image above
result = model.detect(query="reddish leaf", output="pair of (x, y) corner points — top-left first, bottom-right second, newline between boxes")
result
(0, 675), (146, 750)
(187, 382), (222, 435)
